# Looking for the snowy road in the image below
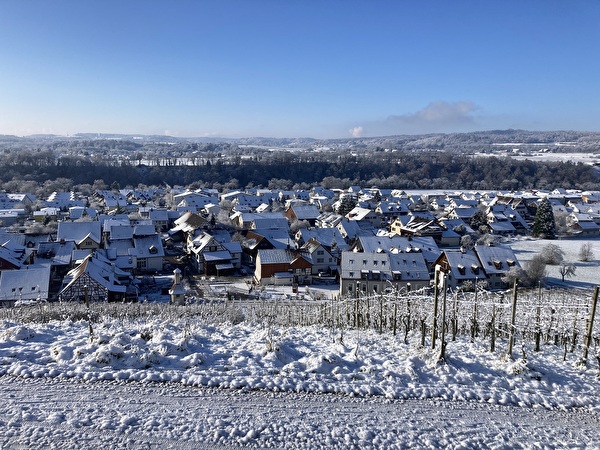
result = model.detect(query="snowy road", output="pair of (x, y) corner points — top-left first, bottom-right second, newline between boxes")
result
(0, 377), (598, 449)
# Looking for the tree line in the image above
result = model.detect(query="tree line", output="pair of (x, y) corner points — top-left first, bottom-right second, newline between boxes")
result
(0, 146), (598, 193)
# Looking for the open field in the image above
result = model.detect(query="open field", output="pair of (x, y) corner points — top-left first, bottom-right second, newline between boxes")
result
(508, 237), (600, 289)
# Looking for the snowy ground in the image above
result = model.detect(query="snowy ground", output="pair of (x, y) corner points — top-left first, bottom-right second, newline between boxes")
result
(1, 317), (600, 448)
(2, 236), (600, 448)
(1, 376), (598, 449)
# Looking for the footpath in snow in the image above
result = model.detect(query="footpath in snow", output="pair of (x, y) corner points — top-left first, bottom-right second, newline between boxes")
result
(1, 376), (599, 449)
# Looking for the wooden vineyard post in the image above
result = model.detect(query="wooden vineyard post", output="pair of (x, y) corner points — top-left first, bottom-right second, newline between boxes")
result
(84, 284), (94, 343)
(507, 278), (519, 359)
(535, 282), (542, 352)
(471, 281), (478, 343)
(582, 286), (599, 364)
(431, 265), (441, 349)
(439, 272), (448, 361)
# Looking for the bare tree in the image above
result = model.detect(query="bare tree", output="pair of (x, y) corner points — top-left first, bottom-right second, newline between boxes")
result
(558, 263), (576, 282)
(578, 242), (594, 262)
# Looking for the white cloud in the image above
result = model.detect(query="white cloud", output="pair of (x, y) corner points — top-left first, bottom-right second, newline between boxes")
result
(356, 101), (481, 136)
(350, 126), (363, 138)
(388, 101), (478, 128)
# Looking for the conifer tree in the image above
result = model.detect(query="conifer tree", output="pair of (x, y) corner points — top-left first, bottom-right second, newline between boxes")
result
(337, 196), (357, 217)
(532, 197), (556, 239)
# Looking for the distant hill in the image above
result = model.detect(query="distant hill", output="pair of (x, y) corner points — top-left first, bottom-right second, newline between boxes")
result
(4, 129), (600, 153)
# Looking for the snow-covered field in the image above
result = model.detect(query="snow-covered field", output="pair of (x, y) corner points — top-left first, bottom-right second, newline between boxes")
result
(1, 314), (600, 448)
(509, 237), (600, 288)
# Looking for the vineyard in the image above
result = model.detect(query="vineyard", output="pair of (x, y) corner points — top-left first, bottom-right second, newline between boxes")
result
(4, 284), (599, 365)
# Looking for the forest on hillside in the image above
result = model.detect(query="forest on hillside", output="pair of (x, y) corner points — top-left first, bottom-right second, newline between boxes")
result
(1, 147), (598, 193)
(1, 129), (599, 193)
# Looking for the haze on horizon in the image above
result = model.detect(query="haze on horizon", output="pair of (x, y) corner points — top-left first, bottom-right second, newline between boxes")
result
(1, 1), (599, 140)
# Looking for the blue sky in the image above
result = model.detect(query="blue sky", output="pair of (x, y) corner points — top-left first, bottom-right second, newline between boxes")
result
(1, 1), (599, 138)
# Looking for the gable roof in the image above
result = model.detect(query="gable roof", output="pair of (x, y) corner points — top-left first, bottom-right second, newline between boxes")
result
(288, 205), (321, 220)
(0, 244), (26, 269)
(171, 211), (206, 233)
(474, 245), (520, 275)
(257, 248), (310, 266)
(0, 267), (51, 301)
(62, 253), (132, 295)
(439, 250), (484, 281)
(57, 221), (102, 244)
(355, 234), (440, 265)
(130, 235), (165, 259)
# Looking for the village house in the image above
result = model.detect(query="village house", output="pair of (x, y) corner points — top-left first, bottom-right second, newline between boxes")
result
(174, 190), (219, 212)
(389, 215), (445, 243)
(339, 249), (430, 297)
(473, 244), (521, 290)
(433, 250), (485, 290)
(352, 233), (441, 274)
(300, 238), (339, 277)
(58, 252), (138, 302)
(294, 227), (349, 254)
(254, 248), (312, 286)
(0, 267), (51, 306)
(68, 206), (98, 220)
(168, 211), (206, 244)
(43, 191), (86, 210)
(345, 206), (382, 229)
(230, 211), (288, 230)
(241, 228), (293, 265)
(0, 239), (33, 271)
(285, 204), (321, 227)
(188, 231), (237, 275)
(0, 193), (35, 210)
(566, 213), (600, 236)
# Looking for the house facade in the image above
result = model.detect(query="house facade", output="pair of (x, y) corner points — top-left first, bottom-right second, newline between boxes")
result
(254, 249), (312, 285)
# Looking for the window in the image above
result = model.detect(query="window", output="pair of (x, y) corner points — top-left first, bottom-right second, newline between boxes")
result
(317, 258), (324, 263)
(317, 250), (324, 256)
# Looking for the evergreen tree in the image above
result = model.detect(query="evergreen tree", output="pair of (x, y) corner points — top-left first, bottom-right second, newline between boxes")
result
(337, 195), (357, 216)
(532, 197), (556, 239)
(470, 209), (489, 234)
